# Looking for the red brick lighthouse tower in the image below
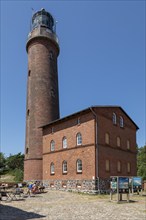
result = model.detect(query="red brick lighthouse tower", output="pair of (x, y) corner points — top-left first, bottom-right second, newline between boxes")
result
(24, 9), (60, 181)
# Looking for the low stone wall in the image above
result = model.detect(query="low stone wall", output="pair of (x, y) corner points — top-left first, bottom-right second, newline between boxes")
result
(43, 178), (111, 194)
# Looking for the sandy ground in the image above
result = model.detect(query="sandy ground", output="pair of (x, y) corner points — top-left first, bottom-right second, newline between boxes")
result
(0, 190), (146, 220)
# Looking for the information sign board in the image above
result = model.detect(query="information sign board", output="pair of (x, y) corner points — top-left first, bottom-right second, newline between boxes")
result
(118, 177), (129, 193)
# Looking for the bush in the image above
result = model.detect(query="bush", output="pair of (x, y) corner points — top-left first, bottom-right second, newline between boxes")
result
(13, 168), (24, 182)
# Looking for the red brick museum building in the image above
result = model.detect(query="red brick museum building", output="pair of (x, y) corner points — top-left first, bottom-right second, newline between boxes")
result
(24, 9), (138, 192)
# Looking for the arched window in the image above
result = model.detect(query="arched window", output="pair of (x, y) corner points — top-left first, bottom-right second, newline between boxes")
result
(50, 162), (55, 174)
(77, 159), (82, 173)
(117, 161), (121, 172)
(120, 116), (124, 128)
(62, 137), (67, 148)
(62, 161), (67, 173)
(112, 112), (117, 125)
(105, 133), (110, 145)
(127, 162), (131, 173)
(50, 140), (55, 151)
(117, 136), (121, 147)
(127, 140), (130, 150)
(77, 133), (82, 145)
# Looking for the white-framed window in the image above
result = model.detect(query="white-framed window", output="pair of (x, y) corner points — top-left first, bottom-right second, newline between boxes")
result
(77, 133), (82, 145)
(62, 161), (67, 173)
(50, 162), (55, 174)
(62, 137), (67, 148)
(112, 112), (117, 125)
(105, 159), (110, 172)
(105, 133), (110, 145)
(117, 161), (121, 172)
(117, 136), (121, 147)
(50, 140), (55, 151)
(127, 140), (130, 150)
(127, 162), (131, 173)
(77, 159), (82, 173)
(120, 116), (124, 128)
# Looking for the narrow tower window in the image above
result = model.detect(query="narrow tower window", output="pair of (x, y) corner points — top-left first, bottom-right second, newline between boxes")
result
(28, 70), (31, 76)
(49, 50), (53, 60)
(27, 109), (30, 116)
(26, 147), (29, 154)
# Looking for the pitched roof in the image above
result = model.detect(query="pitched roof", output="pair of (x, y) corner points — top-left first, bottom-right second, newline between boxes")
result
(40, 105), (139, 130)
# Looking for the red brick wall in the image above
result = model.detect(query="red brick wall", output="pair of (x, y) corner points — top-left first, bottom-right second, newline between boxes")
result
(42, 107), (137, 182)
(94, 107), (137, 178)
(24, 159), (42, 181)
(24, 27), (60, 181)
(43, 112), (96, 180)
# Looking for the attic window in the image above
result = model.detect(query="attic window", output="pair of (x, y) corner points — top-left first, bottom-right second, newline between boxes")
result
(77, 117), (80, 125)
(112, 112), (117, 125)
(51, 127), (54, 133)
(120, 116), (124, 128)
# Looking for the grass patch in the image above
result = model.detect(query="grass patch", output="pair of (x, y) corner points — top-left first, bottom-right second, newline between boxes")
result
(0, 173), (15, 183)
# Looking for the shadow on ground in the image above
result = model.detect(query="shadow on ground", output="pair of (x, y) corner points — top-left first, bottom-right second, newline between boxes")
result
(0, 204), (46, 220)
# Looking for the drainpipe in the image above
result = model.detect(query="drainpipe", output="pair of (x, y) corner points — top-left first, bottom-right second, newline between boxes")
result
(90, 107), (99, 192)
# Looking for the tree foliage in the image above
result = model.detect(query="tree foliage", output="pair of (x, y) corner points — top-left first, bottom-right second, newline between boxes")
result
(6, 153), (24, 171)
(137, 145), (146, 180)
(0, 152), (6, 168)
(0, 152), (24, 181)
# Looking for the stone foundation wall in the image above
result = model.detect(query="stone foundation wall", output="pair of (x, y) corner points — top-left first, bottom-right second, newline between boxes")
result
(43, 178), (111, 194)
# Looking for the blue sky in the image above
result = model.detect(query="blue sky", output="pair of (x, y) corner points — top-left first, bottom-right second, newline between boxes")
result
(1, 0), (145, 156)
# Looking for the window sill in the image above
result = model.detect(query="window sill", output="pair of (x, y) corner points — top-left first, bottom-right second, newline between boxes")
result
(77, 171), (82, 174)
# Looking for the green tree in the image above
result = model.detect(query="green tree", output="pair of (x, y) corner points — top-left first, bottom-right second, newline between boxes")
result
(137, 145), (146, 180)
(0, 152), (6, 174)
(6, 153), (24, 171)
